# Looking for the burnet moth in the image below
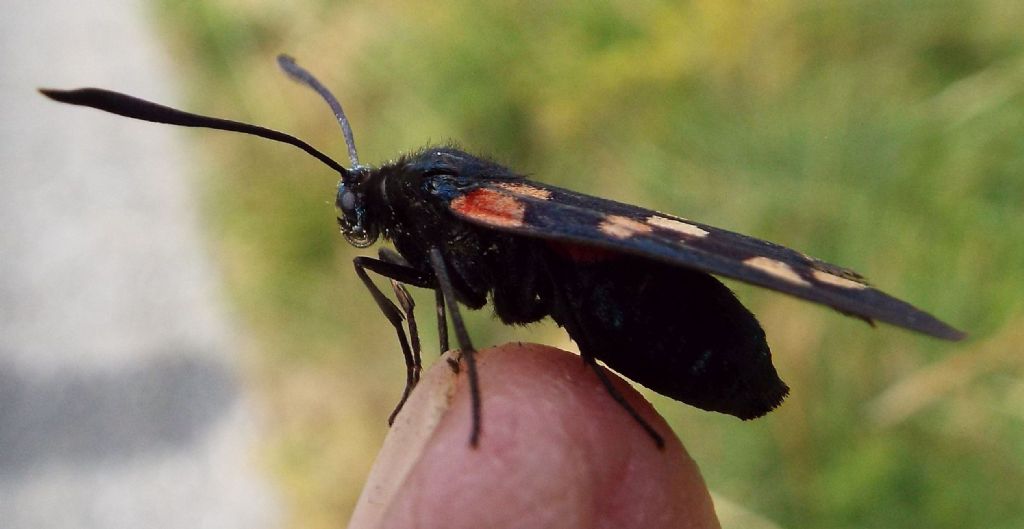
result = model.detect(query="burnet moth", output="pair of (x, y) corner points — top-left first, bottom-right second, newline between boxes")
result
(41, 55), (964, 448)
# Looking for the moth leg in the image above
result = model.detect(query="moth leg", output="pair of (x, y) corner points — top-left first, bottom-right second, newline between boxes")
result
(378, 248), (422, 368)
(428, 247), (481, 447)
(581, 354), (665, 449)
(377, 247), (410, 267)
(379, 248), (449, 362)
(386, 279), (422, 424)
(377, 249), (423, 410)
(542, 264), (666, 449)
(436, 289), (449, 356)
(353, 256), (435, 425)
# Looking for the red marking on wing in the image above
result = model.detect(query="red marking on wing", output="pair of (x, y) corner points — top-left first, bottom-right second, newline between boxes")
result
(450, 188), (525, 228)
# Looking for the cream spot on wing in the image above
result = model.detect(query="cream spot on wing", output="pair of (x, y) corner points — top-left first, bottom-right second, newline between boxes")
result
(598, 215), (653, 239)
(646, 215), (709, 238)
(812, 270), (869, 289)
(744, 256), (811, 286)
(495, 182), (553, 200)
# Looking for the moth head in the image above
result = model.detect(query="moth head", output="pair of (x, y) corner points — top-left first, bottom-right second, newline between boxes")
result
(276, 55), (379, 248)
(335, 167), (378, 247)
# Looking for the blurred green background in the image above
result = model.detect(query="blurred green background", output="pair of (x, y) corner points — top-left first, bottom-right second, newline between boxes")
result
(149, 1), (1022, 527)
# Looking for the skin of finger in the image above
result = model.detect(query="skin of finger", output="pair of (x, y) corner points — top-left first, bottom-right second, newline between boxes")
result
(364, 343), (720, 529)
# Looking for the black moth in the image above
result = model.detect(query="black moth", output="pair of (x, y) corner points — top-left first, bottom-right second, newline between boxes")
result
(42, 55), (964, 449)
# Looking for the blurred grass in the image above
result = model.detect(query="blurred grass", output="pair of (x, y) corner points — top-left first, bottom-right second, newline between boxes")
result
(151, 1), (1023, 527)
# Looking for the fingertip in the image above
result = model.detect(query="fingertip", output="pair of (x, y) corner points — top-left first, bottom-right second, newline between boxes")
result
(351, 343), (720, 529)
(347, 350), (460, 529)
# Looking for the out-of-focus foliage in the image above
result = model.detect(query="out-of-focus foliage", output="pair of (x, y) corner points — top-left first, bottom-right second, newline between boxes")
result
(153, 1), (1024, 528)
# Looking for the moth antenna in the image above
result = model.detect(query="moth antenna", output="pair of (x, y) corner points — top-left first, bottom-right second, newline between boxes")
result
(38, 87), (348, 177)
(277, 54), (361, 169)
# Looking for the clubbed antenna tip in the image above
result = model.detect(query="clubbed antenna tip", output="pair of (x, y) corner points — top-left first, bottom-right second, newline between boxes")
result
(38, 86), (347, 176)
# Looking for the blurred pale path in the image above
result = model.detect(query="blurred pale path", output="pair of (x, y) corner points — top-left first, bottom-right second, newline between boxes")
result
(0, 1), (280, 527)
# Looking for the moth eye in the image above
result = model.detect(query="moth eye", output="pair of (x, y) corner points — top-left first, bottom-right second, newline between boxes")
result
(339, 189), (358, 212)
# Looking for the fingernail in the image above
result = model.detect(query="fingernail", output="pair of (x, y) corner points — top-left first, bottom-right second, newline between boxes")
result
(347, 350), (460, 529)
